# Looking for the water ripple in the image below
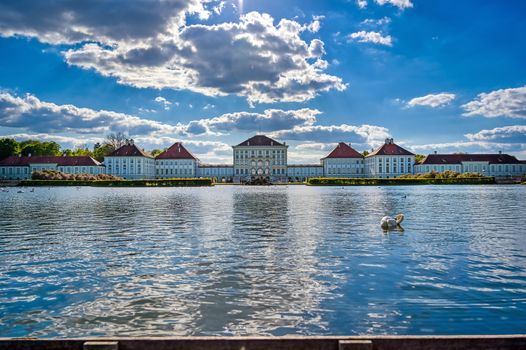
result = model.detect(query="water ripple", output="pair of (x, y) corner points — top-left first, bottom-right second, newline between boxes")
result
(0, 185), (525, 337)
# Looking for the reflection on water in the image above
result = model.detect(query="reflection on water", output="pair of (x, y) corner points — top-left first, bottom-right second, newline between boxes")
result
(0, 185), (525, 337)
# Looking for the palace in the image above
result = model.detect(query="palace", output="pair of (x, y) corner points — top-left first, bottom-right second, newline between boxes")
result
(1, 135), (525, 181)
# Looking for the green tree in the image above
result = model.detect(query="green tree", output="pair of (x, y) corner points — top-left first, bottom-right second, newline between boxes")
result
(93, 143), (114, 162)
(20, 140), (61, 156)
(150, 149), (164, 157)
(415, 154), (426, 163)
(0, 138), (20, 160)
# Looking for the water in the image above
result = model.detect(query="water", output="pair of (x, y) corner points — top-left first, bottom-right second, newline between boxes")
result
(0, 185), (525, 337)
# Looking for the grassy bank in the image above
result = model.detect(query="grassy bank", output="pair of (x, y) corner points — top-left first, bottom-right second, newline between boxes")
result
(19, 178), (213, 187)
(307, 177), (495, 186)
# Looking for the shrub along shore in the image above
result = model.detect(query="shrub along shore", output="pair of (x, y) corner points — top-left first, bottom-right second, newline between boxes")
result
(307, 177), (495, 186)
(19, 178), (213, 187)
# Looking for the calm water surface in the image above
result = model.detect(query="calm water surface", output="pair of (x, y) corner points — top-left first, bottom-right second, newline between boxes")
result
(0, 185), (525, 337)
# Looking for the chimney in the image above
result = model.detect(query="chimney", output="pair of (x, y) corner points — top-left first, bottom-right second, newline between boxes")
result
(434, 151), (437, 154)
(348, 143), (352, 148)
(499, 150), (502, 154)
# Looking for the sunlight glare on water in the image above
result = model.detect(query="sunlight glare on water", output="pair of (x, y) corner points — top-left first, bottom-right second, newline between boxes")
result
(0, 185), (525, 337)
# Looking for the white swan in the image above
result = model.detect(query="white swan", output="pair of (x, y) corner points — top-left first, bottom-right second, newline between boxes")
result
(381, 214), (404, 230)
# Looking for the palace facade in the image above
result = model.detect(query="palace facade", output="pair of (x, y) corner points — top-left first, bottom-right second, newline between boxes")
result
(232, 135), (288, 183)
(414, 153), (526, 178)
(0, 155), (104, 180)
(1, 135), (525, 181)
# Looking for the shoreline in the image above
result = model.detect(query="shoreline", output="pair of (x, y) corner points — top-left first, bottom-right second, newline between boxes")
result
(11, 178), (524, 187)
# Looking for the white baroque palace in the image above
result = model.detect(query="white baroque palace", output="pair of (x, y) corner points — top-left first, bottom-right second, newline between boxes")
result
(0, 155), (104, 180)
(1, 135), (525, 181)
(155, 142), (198, 178)
(322, 142), (365, 178)
(232, 135), (288, 183)
(104, 143), (156, 179)
(414, 152), (526, 177)
(365, 138), (415, 178)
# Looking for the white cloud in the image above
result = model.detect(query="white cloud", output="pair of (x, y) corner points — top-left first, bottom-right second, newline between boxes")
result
(0, 3), (345, 105)
(307, 19), (321, 33)
(361, 17), (391, 26)
(348, 31), (393, 46)
(212, 1), (226, 15)
(464, 125), (526, 142)
(134, 136), (232, 163)
(270, 124), (390, 147)
(0, 133), (103, 149)
(0, 92), (330, 148)
(374, 0), (413, 10)
(410, 125), (526, 157)
(154, 96), (172, 110)
(0, 92), (180, 136)
(0, 0), (209, 45)
(61, 12), (345, 105)
(462, 86), (526, 119)
(189, 108), (321, 135)
(407, 93), (456, 108)
(295, 142), (337, 152)
(356, 0), (368, 9)
(410, 141), (520, 153)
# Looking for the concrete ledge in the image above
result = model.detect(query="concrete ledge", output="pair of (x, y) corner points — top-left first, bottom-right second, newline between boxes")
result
(83, 341), (118, 350)
(339, 340), (373, 350)
(1, 335), (526, 350)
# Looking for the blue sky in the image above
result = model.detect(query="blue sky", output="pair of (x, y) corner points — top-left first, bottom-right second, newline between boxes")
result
(0, 0), (525, 163)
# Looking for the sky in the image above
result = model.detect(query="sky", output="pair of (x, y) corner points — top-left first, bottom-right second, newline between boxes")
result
(0, 0), (525, 164)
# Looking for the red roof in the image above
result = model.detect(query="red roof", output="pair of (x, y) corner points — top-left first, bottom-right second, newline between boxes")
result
(156, 142), (197, 160)
(367, 139), (414, 157)
(323, 142), (363, 159)
(0, 156), (102, 167)
(236, 135), (284, 147)
(108, 144), (152, 158)
(419, 153), (520, 165)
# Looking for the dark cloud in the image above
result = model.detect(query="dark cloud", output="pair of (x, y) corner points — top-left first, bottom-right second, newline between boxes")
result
(63, 12), (346, 104)
(0, 92), (178, 135)
(0, 0), (202, 44)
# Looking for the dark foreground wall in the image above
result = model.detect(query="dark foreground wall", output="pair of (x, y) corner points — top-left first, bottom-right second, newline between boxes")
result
(1, 335), (526, 350)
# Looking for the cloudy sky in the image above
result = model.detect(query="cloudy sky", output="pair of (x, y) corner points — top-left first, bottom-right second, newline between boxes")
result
(0, 0), (525, 163)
